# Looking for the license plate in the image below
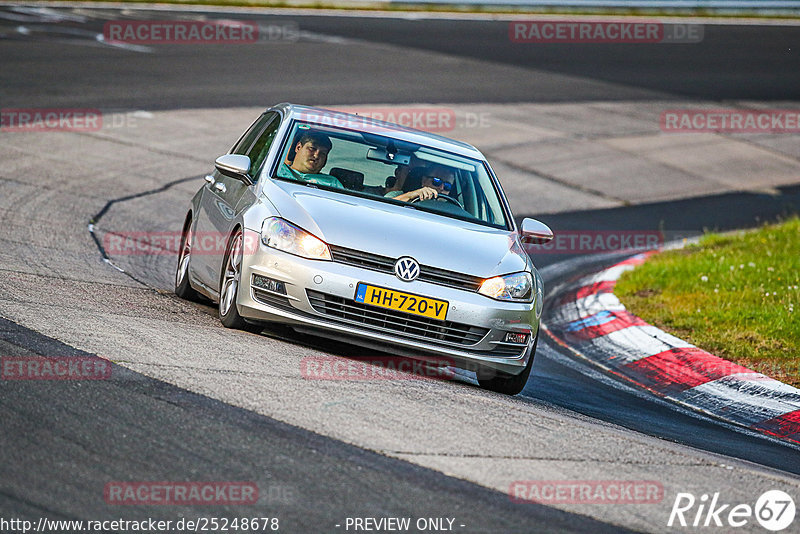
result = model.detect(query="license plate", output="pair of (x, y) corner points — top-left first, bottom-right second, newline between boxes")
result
(354, 283), (448, 321)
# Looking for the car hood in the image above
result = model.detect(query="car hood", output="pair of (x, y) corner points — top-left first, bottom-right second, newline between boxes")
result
(263, 180), (528, 277)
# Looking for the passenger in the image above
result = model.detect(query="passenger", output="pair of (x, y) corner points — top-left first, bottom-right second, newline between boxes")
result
(278, 130), (344, 189)
(385, 164), (456, 203)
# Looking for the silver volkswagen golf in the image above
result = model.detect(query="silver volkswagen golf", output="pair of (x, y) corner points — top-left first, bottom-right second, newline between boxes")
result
(175, 103), (553, 395)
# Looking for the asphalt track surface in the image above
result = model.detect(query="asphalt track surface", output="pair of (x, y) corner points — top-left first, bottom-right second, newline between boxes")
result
(1, 6), (800, 533)
(1, 8), (799, 109)
(0, 317), (628, 533)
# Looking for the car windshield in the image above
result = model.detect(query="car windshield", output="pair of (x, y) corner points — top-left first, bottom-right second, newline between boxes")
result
(271, 120), (509, 229)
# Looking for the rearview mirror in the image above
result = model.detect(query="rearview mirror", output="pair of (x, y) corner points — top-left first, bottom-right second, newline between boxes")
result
(367, 148), (411, 166)
(215, 154), (252, 182)
(520, 218), (554, 245)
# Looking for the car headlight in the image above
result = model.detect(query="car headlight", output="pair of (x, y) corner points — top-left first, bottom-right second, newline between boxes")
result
(261, 217), (331, 260)
(478, 271), (533, 302)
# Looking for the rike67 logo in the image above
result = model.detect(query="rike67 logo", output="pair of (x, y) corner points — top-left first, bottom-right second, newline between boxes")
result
(668, 490), (795, 531)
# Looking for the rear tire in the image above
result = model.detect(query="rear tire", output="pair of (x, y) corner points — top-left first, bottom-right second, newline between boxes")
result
(477, 332), (538, 395)
(175, 216), (201, 301)
(219, 229), (261, 333)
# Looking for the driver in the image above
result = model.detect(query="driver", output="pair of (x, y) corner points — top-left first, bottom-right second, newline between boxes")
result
(384, 154), (423, 196)
(385, 164), (455, 203)
(278, 130), (344, 189)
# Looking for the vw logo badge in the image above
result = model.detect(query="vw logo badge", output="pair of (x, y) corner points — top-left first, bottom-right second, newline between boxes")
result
(394, 257), (420, 282)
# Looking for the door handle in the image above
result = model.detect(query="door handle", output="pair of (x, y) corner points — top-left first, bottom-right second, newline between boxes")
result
(214, 182), (227, 193)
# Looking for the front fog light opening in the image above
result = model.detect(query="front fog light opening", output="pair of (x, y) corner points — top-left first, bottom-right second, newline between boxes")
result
(252, 274), (287, 295)
(504, 332), (529, 345)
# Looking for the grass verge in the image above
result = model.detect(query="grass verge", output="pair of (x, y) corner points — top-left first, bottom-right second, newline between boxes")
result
(615, 217), (800, 387)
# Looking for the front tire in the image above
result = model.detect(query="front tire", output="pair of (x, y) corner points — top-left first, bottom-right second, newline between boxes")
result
(175, 217), (201, 301)
(477, 332), (538, 395)
(219, 229), (261, 332)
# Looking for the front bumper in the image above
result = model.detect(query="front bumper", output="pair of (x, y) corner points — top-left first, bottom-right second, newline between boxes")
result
(237, 238), (540, 376)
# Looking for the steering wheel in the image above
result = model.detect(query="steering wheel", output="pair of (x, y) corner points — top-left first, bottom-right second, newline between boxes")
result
(411, 194), (464, 210)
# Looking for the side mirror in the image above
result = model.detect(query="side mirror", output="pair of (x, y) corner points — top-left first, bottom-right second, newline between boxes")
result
(520, 218), (554, 245)
(215, 154), (252, 183)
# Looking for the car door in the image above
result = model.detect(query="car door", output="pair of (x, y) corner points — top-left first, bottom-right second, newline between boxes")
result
(192, 112), (280, 294)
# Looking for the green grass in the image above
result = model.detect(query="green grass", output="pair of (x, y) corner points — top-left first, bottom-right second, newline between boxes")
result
(615, 218), (800, 387)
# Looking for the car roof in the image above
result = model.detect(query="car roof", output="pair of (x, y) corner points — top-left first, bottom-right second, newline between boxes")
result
(267, 103), (486, 160)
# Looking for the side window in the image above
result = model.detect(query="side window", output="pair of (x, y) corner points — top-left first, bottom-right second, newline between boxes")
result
(246, 113), (280, 180)
(231, 113), (272, 156)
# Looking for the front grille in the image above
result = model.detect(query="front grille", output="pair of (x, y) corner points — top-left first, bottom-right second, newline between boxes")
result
(306, 290), (488, 346)
(330, 246), (395, 272)
(488, 344), (527, 357)
(329, 245), (484, 292)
